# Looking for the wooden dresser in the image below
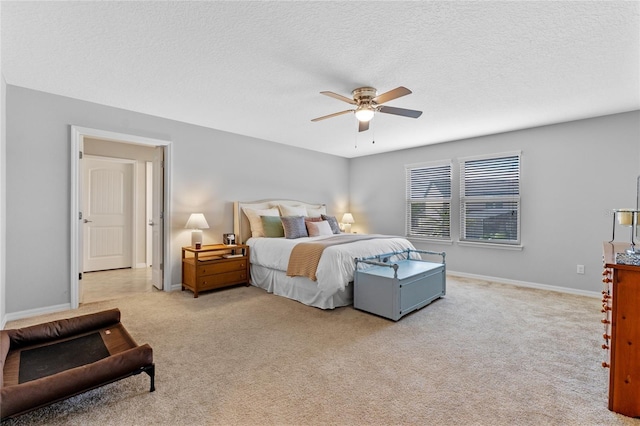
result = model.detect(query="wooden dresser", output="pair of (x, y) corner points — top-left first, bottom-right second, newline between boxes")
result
(602, 242), (640, 418)
(182, 244), (250, 298)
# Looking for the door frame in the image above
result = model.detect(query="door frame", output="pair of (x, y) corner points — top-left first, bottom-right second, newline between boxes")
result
(70, 126), (172, 309)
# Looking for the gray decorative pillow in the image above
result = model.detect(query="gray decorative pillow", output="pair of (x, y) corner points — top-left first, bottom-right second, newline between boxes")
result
(280, 216), (309, 239)
(260, 215), (284, 238)
(321, 214), (341, 234)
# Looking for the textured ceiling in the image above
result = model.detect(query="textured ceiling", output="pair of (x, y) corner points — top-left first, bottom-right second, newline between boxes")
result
(2, 1), (639, 158)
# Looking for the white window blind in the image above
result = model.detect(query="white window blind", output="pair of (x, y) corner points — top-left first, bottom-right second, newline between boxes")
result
(405, 162), (451, 239)
(460, 153), (521, 244)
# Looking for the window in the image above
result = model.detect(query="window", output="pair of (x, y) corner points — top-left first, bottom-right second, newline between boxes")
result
(460, 152), (521, 245)
(405, 161), (452, 240)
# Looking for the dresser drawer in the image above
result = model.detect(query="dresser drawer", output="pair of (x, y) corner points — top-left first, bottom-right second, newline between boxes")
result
(197, 259), (247, 276)
(198, 270), (247, 289)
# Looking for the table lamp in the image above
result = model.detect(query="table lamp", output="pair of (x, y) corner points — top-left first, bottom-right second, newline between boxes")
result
(342, 213), (355, 233)
(185, 213), (209, 248)
(612, 209), (639, 254)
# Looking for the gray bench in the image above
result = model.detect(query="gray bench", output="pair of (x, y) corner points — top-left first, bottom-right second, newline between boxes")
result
(354, 249), (446, 321)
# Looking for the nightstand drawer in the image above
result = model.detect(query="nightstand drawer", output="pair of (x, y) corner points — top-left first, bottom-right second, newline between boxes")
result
(197, 260), (247, 276)
(198, 270), (247, 288)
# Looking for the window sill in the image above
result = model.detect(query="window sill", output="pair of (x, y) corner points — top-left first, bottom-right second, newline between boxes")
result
(457, 241), (523, 251)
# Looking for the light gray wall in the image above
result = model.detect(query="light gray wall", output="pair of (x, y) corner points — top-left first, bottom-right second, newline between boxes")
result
(4, 83), (639, 316)
(350, 111), (640, 293)
(5, 85), (349, 314)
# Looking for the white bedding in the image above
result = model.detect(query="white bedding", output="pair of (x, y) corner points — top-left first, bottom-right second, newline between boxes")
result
(247, 234), (416, 303)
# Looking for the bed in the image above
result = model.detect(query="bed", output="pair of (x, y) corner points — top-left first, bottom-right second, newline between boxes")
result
(233, 199), (417, 309)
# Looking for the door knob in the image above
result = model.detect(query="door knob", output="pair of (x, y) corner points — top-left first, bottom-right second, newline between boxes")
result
(148, 220), (155, 226)
(83, 219), (92, 223)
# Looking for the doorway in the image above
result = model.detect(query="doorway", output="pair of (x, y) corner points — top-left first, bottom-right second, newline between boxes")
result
(81, 152), (147, 304)
(70, 126), (172, 309)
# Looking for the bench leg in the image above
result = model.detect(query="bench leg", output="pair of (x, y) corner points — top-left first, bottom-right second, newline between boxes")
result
(145, 364), (156, 392)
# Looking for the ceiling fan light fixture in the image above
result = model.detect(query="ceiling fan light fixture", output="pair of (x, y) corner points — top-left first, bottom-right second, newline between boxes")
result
(355, 107), (375, 122)
(312, 86), (422, 133)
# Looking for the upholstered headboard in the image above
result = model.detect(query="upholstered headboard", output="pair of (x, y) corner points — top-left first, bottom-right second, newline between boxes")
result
(233, 199), (327, 244)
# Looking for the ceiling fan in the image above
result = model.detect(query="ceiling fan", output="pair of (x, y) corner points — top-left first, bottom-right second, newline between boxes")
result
(311, 86), (422, 132)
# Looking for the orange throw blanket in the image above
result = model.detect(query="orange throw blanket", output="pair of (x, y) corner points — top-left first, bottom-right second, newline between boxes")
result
(286, 234), (393, 281)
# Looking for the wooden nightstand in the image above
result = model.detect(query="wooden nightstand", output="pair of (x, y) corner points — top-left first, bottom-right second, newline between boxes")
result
(181, 244), (250, 298)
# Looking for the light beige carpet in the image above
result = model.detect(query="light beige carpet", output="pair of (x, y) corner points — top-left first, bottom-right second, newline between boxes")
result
(3, 276), (639, 426)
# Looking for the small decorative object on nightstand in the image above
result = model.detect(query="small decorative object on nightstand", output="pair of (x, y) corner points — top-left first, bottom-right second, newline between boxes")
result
(223, 233), (236, 246)
(181, 244), (250, 298)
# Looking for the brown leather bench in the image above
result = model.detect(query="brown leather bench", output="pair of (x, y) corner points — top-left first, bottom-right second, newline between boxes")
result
(0, 308), (154, 420)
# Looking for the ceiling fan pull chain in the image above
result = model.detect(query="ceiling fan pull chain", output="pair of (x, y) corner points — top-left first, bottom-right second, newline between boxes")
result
(372, 121), (376, 144)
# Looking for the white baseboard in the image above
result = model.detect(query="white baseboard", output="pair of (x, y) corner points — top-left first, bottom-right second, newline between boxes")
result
(447, 270), (600, 298)
(135, 263), (148, 269)
(171, 283), (182, 292)
(3, 303), (72, 325)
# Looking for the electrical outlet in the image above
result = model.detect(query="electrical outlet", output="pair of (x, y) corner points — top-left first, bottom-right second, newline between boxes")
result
(577, 264), (585, 274)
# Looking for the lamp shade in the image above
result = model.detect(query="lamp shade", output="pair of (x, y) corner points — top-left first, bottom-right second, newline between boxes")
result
(617, 209), (635, 226)
(185, 213), (209, 229)
(342, 213), (355, 224)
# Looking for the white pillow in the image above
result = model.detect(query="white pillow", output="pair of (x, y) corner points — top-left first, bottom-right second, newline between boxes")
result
(306, 206), (327, 218)
(306, 220), (333, 237)
(243, 207), (279, 238)
(279, 204), (308, 217)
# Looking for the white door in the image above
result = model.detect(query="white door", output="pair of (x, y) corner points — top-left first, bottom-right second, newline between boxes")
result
(83, 157), (134, 272)
(150, 147), (164, 290)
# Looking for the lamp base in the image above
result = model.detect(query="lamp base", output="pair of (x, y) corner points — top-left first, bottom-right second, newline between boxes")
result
(343, 224), (352, 234)
(191, 230), (203, 248)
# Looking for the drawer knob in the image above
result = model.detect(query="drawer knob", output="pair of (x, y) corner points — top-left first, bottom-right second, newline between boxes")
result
(602, 362), (610, 368)
(602, 343), (609, 350)
(601, 319), (611, 324)
(602, 278), (612, 283)
(603, 333), (611, 340)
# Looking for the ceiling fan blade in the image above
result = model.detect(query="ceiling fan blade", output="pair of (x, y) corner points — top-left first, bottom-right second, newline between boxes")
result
(372, 86), (412, 104)
(358, 120), (370, 132)
(320, 91), (357, 105)
(378, 105), (423, 118)
(311, 109), (353, 122)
